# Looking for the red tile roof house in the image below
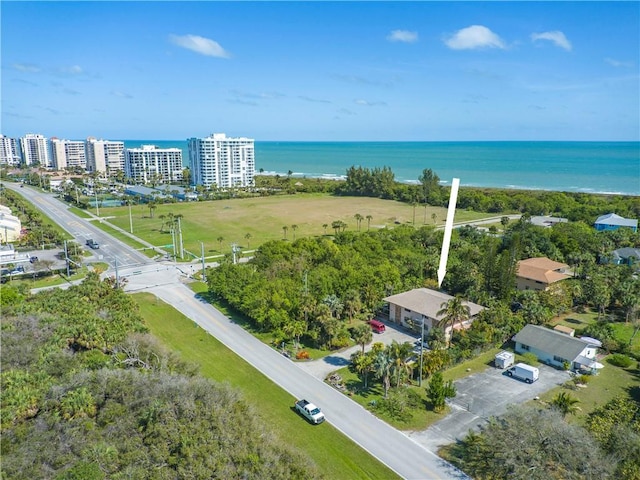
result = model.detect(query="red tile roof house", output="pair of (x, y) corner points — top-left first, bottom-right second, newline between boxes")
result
(383, 288), (485, 341)
(516, 257), (572, 292)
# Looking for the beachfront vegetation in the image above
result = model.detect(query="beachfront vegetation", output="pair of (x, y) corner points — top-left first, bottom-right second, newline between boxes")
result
(0, 274), (351, 480)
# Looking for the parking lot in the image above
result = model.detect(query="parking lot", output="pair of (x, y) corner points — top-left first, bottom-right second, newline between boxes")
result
(409, 362), (572, 451)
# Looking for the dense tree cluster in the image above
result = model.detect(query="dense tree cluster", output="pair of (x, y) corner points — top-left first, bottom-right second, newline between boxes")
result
(335, 165), (640, 221)
(450, 405), (619, 480)
(1, 274), (321, 479)
(0, 185), (65, 247)
(208, 215), (639, 361)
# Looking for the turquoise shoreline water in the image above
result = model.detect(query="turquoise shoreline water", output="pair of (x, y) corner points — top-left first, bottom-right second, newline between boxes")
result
(123, 141), (640, 196)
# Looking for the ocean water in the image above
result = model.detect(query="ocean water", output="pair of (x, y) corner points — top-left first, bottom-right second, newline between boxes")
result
(123, 140), (640, 196)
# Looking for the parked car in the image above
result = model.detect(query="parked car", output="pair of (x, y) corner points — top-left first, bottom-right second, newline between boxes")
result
(29, 256), (38, 263)
(294, 399), (325, 424)
(369, 319), (386, 333)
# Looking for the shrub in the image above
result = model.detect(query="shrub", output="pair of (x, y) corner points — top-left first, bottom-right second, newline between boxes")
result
(521, 352), (538, 366)
(296, 350), (310, 360)
(607, 353), (634, 368)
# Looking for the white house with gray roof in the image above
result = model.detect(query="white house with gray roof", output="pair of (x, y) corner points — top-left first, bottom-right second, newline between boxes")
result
(383, 288), (484, 339)
(513, 324), (603, 373)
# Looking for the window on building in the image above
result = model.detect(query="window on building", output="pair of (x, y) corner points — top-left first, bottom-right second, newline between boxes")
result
(521, 344), (530, 351)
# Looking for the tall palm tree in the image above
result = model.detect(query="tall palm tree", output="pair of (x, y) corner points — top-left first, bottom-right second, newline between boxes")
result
(354, 213), (364, 232)
(374, 349), (393, 398)
(431, 212), (437, 225)
(437, 295), (471, 345)
(388, 340), (414, 388)
(291, 224), (298, 240)
(331, 221), (342, 235)
(282, 225), (288, 239)
(217, 236), (224, 251)
(366, 215), (373, 231)
(322, 223), (328, 235)
(244, 233), (252, 249)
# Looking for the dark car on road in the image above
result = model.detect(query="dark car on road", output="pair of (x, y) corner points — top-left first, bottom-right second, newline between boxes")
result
(86, 239), (100, 249)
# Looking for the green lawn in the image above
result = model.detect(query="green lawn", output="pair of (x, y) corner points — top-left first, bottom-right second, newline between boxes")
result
(94, 193), (493, 258)
(133, 292), (400, 480)
(537, 359), (640, 427)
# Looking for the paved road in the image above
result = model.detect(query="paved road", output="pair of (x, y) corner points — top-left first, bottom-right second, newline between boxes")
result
(7, 183), (469, 480)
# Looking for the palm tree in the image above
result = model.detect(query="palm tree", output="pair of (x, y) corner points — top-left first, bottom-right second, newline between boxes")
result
(244, 233), (252, 249)
(322, 223), (328, 235)
(158, 214), (166, 233)
(353, 323), (373, 353)
(388, 340), (414, 388)
(291, 224), (298, 240)
(366, 215), (373, 231)
(282, 225), (288, 239)
(437, 295), (471, 345)
(148, 201), (157, 219)
(217, 236), (224, 251)
(374, 349), (393, 398)
(551, 392), (581, 418)
(431, 212), (437, 225)
(352, 351), (374, 388)
(331, 221), (342, 235)
(354, 213), (364, 232)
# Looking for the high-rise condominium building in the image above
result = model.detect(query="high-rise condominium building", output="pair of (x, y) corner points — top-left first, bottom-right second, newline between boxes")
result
(50, 138), (87, 171)
(124, 145), (183, 184)
(188, 133), (255, 188)
(86, 138), (125, 175)
(0, 135), (22, 166)
(20, 134), (51, 167)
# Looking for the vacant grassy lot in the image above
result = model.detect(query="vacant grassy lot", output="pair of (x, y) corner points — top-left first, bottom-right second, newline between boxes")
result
(134, 291), (400, 480)
(98, 194), (490, 258)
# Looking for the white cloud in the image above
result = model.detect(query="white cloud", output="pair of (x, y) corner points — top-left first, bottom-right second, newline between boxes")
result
(169, 34), (230, 58)
(444, 25), (505, 50)
(111, 91), (133, 99)
(13, 63), (41, 73)
(531, 31), (572, 51)
(605, 57), (633, 68)
(354, 99), (387, 107)
(387, 30), (418, 43)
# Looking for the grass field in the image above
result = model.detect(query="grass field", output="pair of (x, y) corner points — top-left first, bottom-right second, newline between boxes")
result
(134, 291), (400, 480)
(97, 193), (491, 258)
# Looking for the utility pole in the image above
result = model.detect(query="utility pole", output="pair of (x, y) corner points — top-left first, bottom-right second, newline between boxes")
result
(419, 319), (425, 387)
(64, 240), (70, 277)
(94, 189), (100, 217)
(200, 241), (206, 282)
(115, 256), (119, 288)
(178, 216), (184, 259)
(171, 227), (177, 261)
(128, 201), (133, 233)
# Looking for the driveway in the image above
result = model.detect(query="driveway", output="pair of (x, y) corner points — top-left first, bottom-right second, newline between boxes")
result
(408, 363), (572, 451)
(296, 320), (420, 380)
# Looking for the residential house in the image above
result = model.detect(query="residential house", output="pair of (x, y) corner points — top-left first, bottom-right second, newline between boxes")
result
(594, 213), (638, 233)
(383, 288), (485, 339)
(609, 247), (640, 267)
(516, 257), (571, 291)
(513, 324), (603, 373)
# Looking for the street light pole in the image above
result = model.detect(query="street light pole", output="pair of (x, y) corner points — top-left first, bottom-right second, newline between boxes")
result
(128, 201), (133, 234)
(200, 241), (206, 281)
(419, 319), (425, 387)
(94, 189), (100, 217)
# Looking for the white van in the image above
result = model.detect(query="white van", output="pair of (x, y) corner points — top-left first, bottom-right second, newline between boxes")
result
(506, 363), (539, 383)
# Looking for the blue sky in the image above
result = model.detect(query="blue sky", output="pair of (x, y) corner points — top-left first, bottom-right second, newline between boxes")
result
(2, 1), (639, 141)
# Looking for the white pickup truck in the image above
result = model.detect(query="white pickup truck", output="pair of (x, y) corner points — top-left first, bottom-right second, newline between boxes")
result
(294, 399), (325, 424)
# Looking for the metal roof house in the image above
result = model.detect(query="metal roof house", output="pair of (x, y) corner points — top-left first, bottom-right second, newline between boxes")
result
(594, 213), (638, 233)
(610, 247), (640, 267)
(383, 288), (485, 339)
(516, 257), (571, 291)
(513, 324), (603, 374)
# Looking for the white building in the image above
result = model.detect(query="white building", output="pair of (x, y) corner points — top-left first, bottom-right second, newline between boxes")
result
(188, 133), (255, 188)
(124, 145), (183, 184)
(50, 138), (87, 171)
(86, 138), (125, 176)
(0, 135), (22, 166)
(20, 134), (51, 167)
(0, 205), (22, 243)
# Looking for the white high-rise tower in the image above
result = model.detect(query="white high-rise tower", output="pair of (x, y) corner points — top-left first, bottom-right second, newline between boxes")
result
(188, 133), (255, 188)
